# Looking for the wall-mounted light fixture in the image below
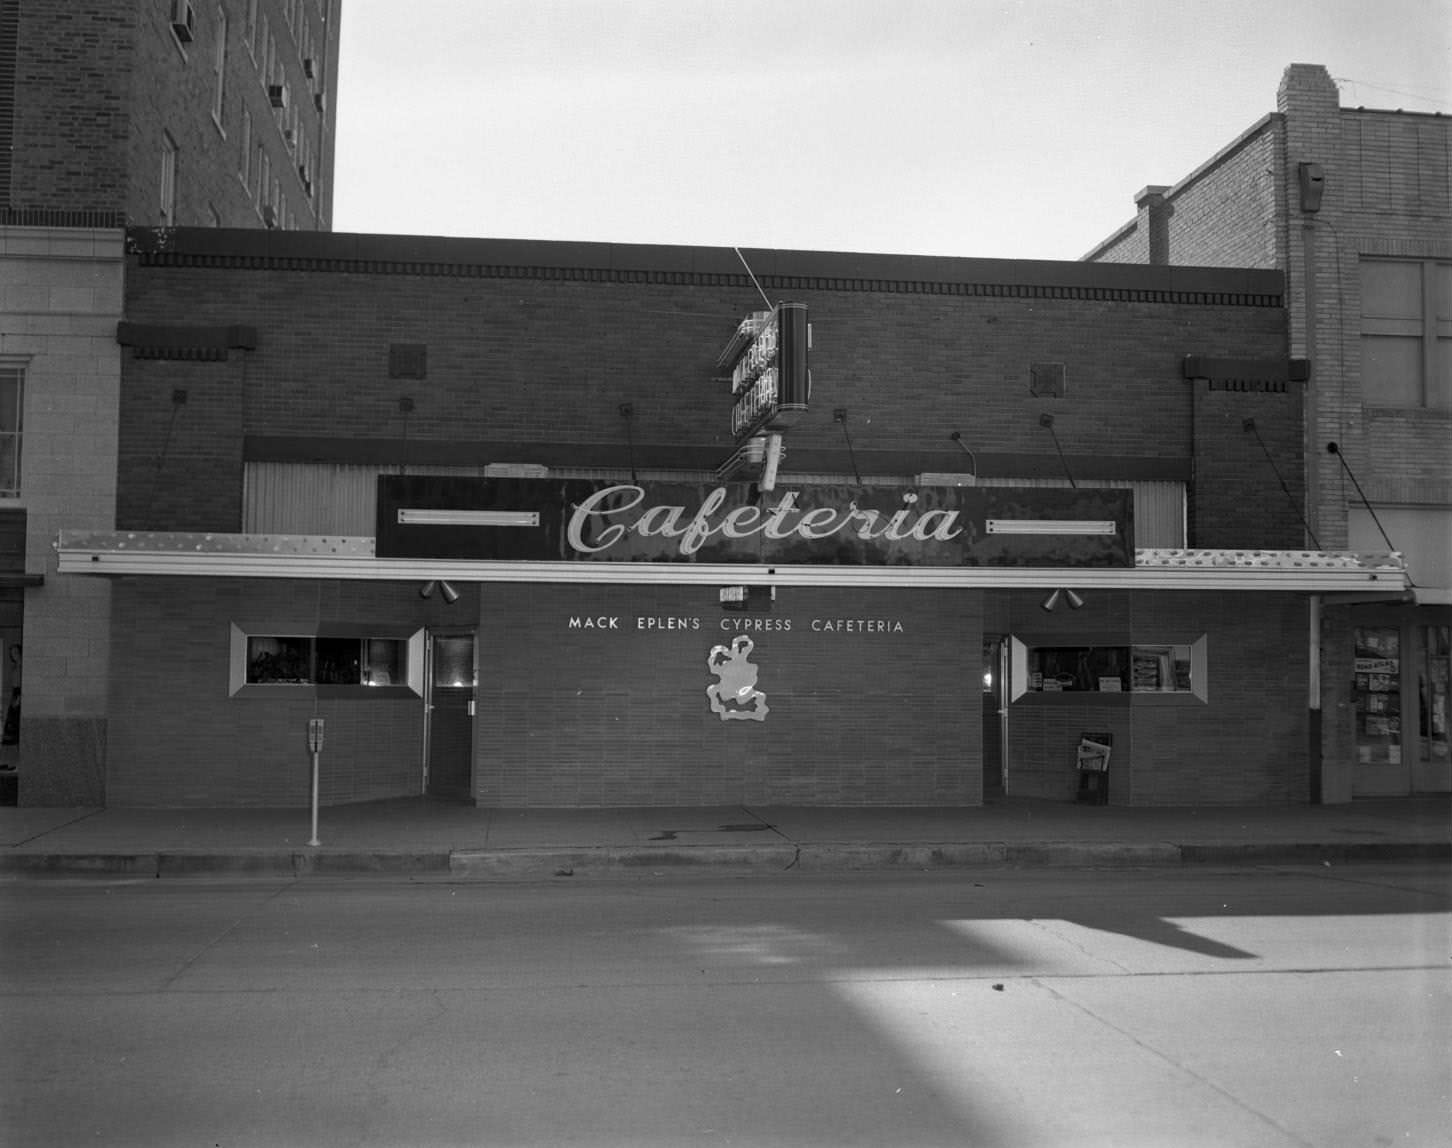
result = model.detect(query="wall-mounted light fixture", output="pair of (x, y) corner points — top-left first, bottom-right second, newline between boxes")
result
(1039, 412), (1078, 488)
(419, 580), (460, 604)
(948, 431), (978, 482)
(1040, 588), (1085, 613)
(619, 403), (638, 483)
(398, 396), (415, 476)
(834, 408), (863, 486)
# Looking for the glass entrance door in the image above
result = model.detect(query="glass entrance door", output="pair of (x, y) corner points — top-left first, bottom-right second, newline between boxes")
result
(1414, 625), (1449, 790)
(1353, 626), (1409, 795)
(1354, 622), (1451, 796)
(982, 636), (1007, 798)
(425, 631), (476, 801)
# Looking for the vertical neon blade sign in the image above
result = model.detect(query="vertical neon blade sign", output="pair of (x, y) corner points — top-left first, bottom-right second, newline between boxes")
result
(727, 302), (810, 441)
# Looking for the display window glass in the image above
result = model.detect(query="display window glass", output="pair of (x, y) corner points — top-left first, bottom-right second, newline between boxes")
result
(1418, 625), (1449, 763)
(231, 625), (424, 696)
(1010, 636), (1206, 701)
(1354, 626), (1402, 764)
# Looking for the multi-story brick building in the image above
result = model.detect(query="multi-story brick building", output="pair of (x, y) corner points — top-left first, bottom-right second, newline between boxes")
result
(0, 0), (340, 803)
(4, 0), (340, 230)
(1085, 62), (1450, 799)
(46, 227), (1408, 808)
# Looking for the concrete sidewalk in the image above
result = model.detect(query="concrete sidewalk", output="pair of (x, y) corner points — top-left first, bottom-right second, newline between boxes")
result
(2, 794), (1448, 879)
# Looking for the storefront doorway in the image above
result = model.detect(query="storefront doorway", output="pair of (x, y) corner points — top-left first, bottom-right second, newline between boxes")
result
(424, 630), (476, 801)
(1353, 620), (1451, 795)
(982, 636), (1007, 799)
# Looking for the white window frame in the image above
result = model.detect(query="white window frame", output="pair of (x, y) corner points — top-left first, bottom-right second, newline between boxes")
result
(1361, 257), (1452, 411)
(210, 6), (228, 132)
(0, 360), (24, 498)
(244, 0), (259, 58)
(239, 108), (252, 185)
(160, 132), (178, 225)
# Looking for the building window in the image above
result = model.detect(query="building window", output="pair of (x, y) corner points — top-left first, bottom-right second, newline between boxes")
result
(0, 363), (23, 497)
(160, 133), (178, 225)
(1361, 258), (1452, 410)
(239, 108), (252, 183)
(211, 6), (228, 129)
(1010, 636), (1208, 702)
(244, 0), (258, 58)
(230, 625), (424, 696)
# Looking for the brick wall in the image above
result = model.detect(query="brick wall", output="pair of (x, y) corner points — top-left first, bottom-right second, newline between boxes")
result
(106, 576), (444, 807)
(1163, 128), (1283, 270)
(1003, 590), (1309, 805)
(477, 584), (982, 807)
(6, 0), (134, 217)
(102, 577), (982, 809)
(1, 226), (124, 805)
(118, 240), (1290, 543)
(1083, 125), (1281, 271)
(6, 0), (338, 229)
(118, 353), (246, 531)
(126, 0), (339, 230)
(103, 575), (1312, 808)
(98, 235), (1319, 809)
(1191, 377), (1307, 548)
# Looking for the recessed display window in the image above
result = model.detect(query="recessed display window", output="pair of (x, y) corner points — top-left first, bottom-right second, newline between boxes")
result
(1010, 636), (1207, 702)
(246, 635), (313, 683)
(231, 625), (424, 696)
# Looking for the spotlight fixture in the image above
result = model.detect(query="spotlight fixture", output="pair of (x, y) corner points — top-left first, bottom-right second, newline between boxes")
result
(419, 580), (460, 604)
(1040, 588), (1085, 612)
(439, 580), (460, 605)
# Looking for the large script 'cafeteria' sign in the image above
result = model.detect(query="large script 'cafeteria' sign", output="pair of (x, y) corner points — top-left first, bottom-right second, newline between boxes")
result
(376, 477), (1134, 567)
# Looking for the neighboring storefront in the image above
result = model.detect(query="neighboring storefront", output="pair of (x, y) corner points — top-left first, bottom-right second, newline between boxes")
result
(39, 228), (1415, 807)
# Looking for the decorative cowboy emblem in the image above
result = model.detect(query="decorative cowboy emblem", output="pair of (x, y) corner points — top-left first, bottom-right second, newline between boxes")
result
(706, 635), (769, 722)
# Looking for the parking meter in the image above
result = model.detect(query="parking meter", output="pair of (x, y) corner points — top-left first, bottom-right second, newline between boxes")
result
(307, 718), (324, 846)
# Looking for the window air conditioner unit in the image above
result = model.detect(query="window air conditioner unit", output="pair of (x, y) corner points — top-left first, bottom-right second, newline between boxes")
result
(302, 57), (316, 79)
(170, 0), (195, 42)
(268, 84), (289, 109)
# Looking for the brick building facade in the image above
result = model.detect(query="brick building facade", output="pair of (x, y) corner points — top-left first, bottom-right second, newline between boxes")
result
(47, 227), (1409, 808)
(1, 0), (341, 804)
(3, 0), (340, 230)
(1085, 63), (1450, 798)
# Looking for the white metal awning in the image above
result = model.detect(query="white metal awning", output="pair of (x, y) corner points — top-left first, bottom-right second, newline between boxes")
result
(53, 530), (1413, 594)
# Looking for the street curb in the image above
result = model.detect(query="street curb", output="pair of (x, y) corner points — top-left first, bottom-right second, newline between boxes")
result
(449, 844), (801, 878)
(1178, 841), (1452, 864)
(1, 853), (161, 876)
(2, 840), (1447, 878)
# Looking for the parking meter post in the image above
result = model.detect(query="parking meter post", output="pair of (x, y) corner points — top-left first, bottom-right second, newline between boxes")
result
(307, 718), (324, 847)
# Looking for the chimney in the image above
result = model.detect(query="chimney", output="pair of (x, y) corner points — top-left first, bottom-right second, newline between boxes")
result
(1134, 185), (1173, 265)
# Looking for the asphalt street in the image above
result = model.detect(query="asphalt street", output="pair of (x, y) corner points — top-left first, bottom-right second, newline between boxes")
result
(2, 864), (1448, 1147)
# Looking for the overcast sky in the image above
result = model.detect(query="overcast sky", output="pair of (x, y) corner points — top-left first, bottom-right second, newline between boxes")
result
(332, 0), (1452, 262)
